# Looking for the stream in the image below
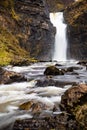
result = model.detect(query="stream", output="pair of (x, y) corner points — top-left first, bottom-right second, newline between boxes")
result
(0, 61), (87, 129)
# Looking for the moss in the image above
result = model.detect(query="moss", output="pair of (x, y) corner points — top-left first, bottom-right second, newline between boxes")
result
(73, 104), (87, 128)
(0, 26), (36, 66)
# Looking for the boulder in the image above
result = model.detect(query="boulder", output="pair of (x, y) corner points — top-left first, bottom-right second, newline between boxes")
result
(61, 84), (87, 129)
(0, 67), (27, 84)
(13, 113), (70, 130)
(61, 84), (87, 112)
(44, 66), (64, 75)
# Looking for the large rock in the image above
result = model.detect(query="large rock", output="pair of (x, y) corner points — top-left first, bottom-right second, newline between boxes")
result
(44, 65), (64, 75)
(13, 113), (68, 130)
(0, 0), (55, 66)
(0, 67), (27, 84)
(61, 84), (87, 129)
(64, 0), (87, 60)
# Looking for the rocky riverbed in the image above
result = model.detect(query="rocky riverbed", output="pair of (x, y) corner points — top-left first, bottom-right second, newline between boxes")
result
(0, 60), (87, 130)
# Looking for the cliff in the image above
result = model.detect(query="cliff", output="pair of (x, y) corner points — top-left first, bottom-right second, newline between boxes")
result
(64, 0), (87, 60)
(0, 0), (55, 66)
(46, 0), (74, 12)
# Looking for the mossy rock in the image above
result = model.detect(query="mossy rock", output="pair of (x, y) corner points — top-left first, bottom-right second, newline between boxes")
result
(74, 104), (87, 129)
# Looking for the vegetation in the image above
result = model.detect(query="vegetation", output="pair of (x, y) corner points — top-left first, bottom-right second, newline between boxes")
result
(0, 0), (37, 66)
(0, 26), (31, 66)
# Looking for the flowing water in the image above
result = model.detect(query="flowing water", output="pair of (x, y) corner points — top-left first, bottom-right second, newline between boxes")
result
(0, 61), (87, 129)
(50, 12), (67, 61)
(0, 12), (86, 130)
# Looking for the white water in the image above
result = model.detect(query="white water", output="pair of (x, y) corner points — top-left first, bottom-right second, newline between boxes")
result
(50, 12), (67, 61)
(0, 62), (72, 129)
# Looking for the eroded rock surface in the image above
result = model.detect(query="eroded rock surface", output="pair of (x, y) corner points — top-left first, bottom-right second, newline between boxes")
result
(0, 0), (55, 65)
(64, 0), (87, 60)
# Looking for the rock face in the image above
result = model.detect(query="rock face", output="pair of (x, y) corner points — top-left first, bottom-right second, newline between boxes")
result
(46, 0), (74, 12)
(64, 0), (87, 60)
(0, 0), (55, 65)
(61, 84), (87, 129)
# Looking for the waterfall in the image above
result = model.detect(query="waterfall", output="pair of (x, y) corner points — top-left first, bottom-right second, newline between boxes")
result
(50, 12), (68, 61)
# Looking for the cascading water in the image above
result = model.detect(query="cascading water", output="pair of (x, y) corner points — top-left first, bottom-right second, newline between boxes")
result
(50, 12), (68, 61)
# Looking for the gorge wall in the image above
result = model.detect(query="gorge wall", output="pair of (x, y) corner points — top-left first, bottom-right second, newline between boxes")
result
(0, 0), (55, 65)
(64, 0), (87, 60)
(46, 0), (74, 12)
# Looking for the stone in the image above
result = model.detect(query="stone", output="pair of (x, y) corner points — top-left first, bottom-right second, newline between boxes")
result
(44, 66), (64, 75)
(0, 67), (27, 84)
(61, 84), (87, 112)
(60, 84), (87, 129)
(19, 100), (56, 115)
(13, 113), (69, 130)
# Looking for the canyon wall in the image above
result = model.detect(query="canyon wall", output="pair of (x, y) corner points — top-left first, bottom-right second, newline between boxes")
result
(64, 0), (87, 60)
(0, 0), (55, 65)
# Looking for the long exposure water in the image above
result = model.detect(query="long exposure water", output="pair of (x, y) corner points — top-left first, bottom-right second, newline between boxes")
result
(0, 61), (87, 129)
(50, 12), (68, 61)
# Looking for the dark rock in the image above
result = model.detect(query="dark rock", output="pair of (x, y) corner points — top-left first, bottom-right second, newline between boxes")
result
(19, 100), (55, 114)
(0, 67), (27, 84)
(0, 0), (55, 66)
(55, 63), (62, 66)
(61, 84), (87, 112)
(14, 0), (55, 61)
(77, 60), (87, 66)
(36, 77), (77, 87)
(64, 0), (87, 60)
(46, 0), (74, 12)
(44, 66), (64, 75)
(60, 84), (87, 129)
(13, 113), (71, 130)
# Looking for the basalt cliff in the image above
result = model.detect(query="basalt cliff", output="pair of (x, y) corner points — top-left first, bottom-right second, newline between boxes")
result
(0, 0), (55, 66)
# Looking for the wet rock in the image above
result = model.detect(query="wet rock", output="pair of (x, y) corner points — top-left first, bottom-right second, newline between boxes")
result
(60, 84), (87, 129)
(0, 67), (27, 84)
(77, 60), (87, 66)
(44, 66), (64, 75)
(13, 113), (69, 130)
(61, 84), (87, 112)
(36, 77), (77, 87)
(19, 100), (55, 114)
(55, 63), (62, 66)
